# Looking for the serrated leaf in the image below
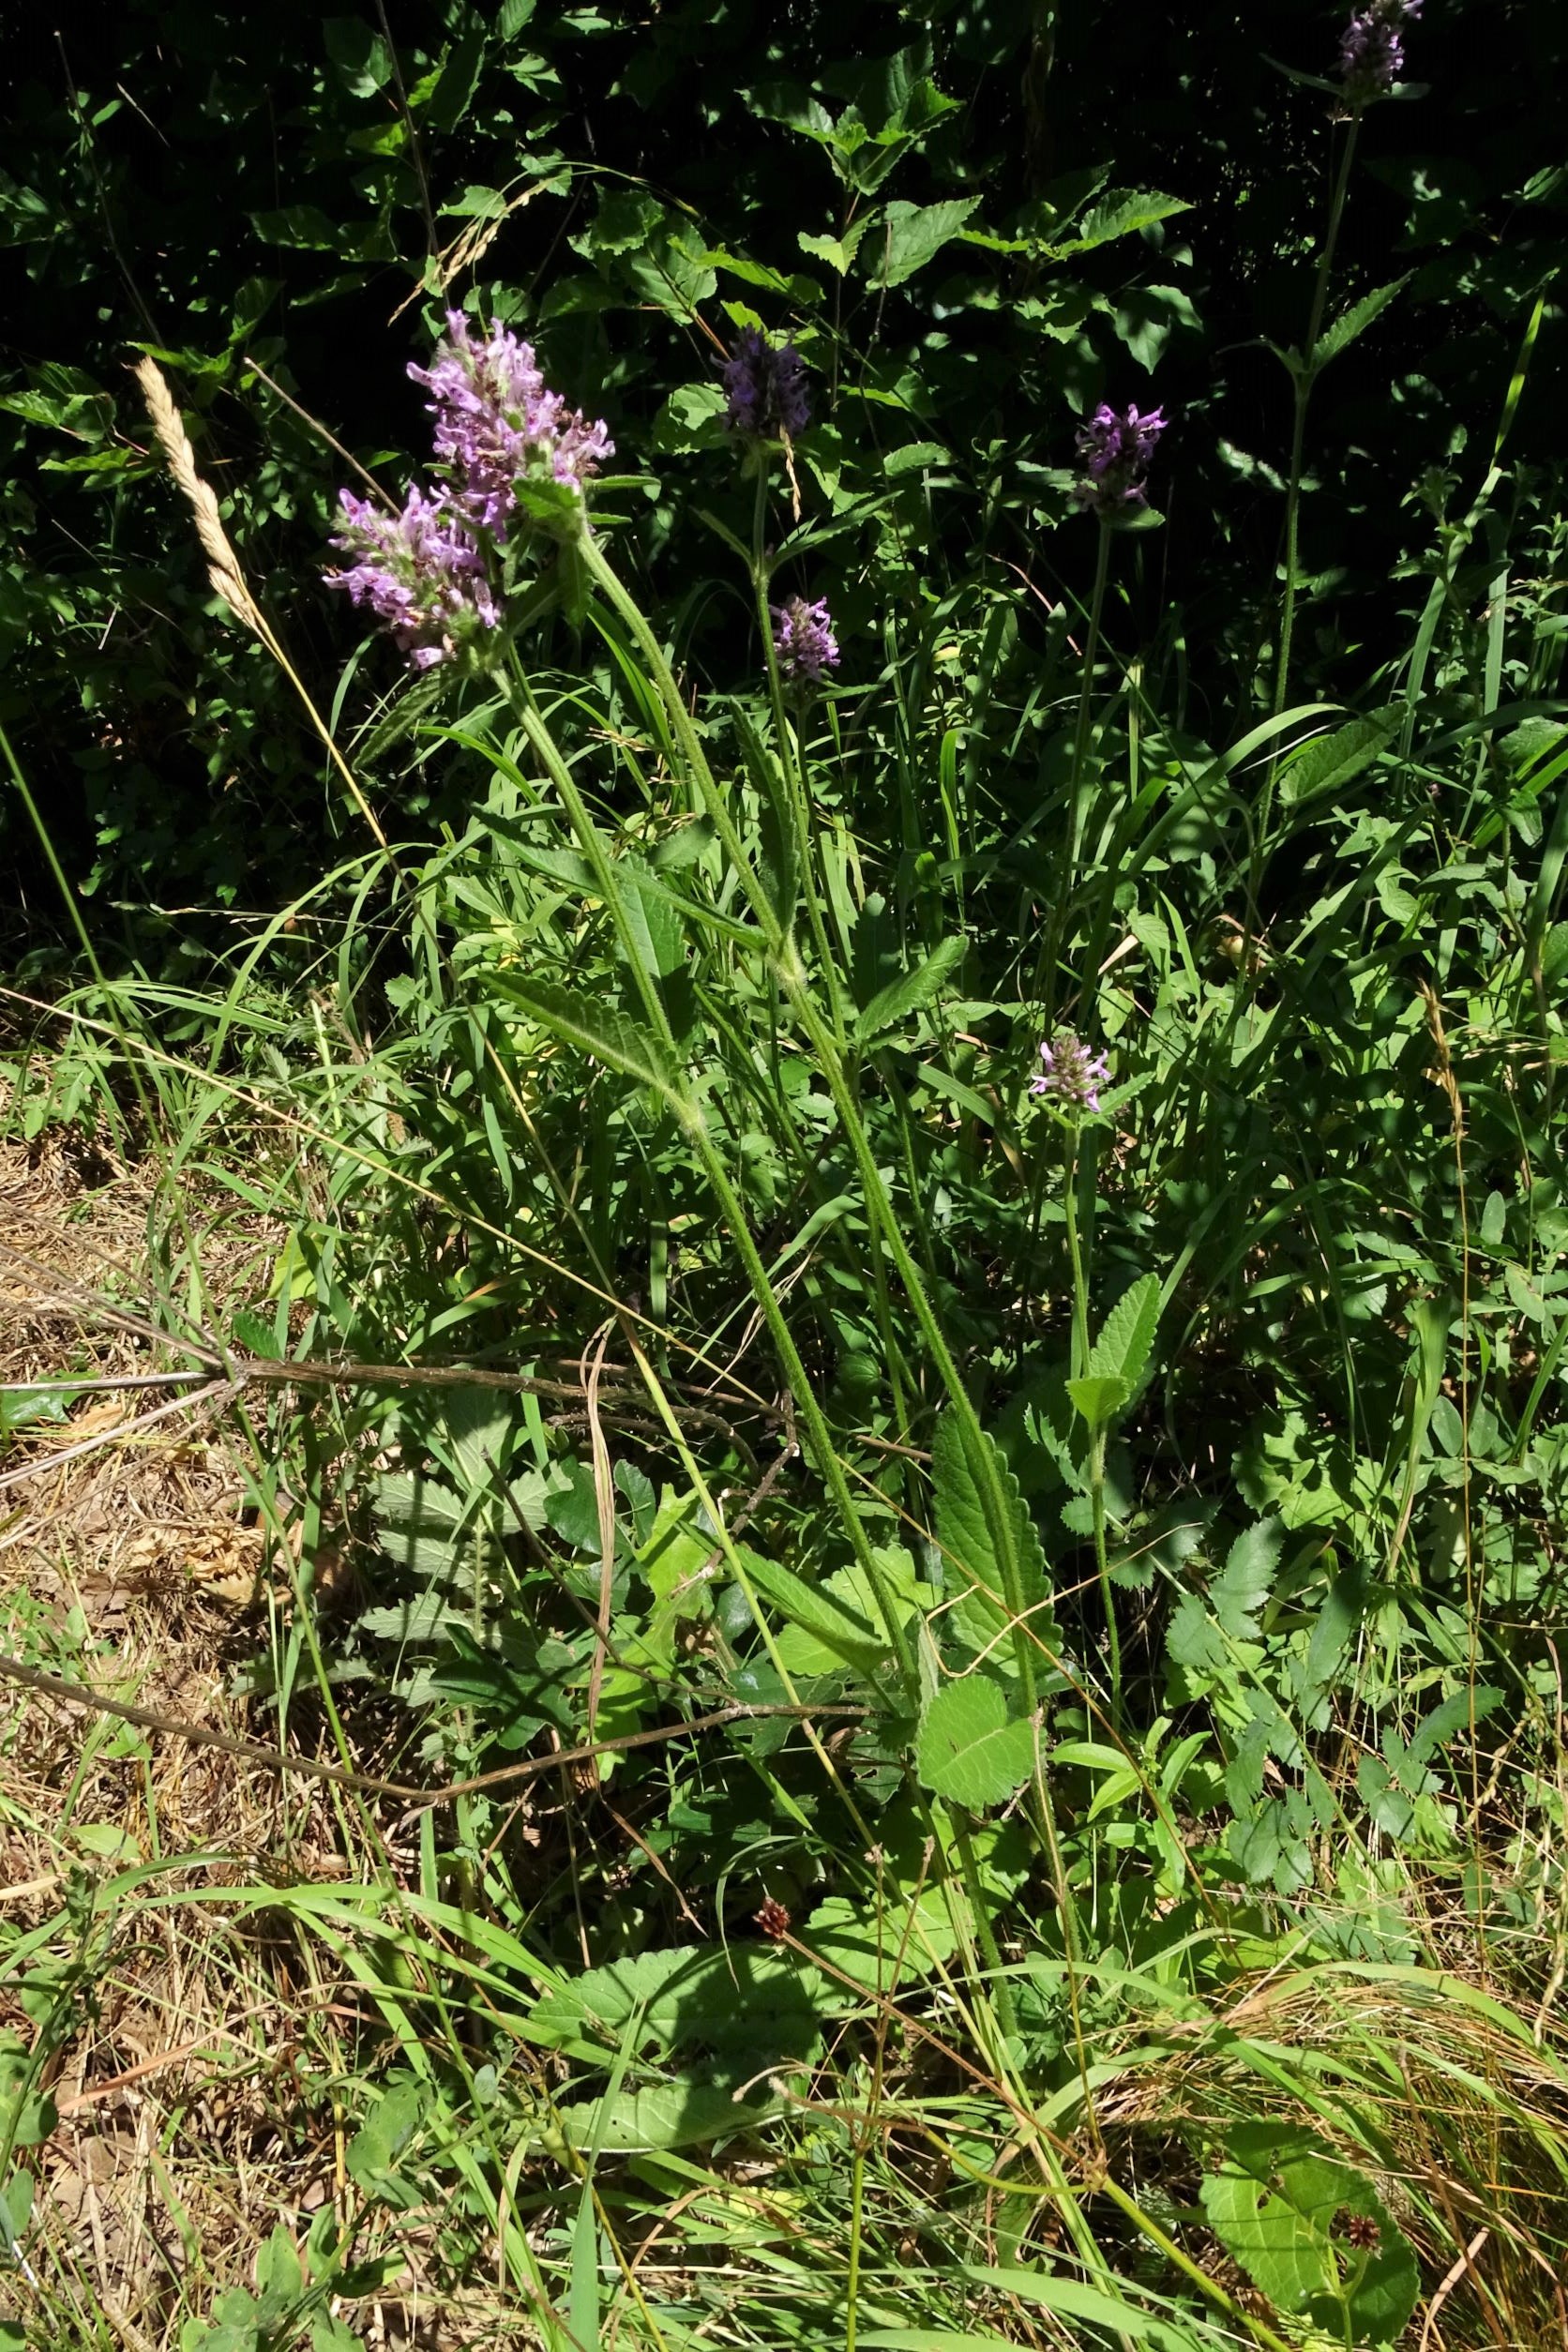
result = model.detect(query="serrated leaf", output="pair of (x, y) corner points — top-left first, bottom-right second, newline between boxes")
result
(556, 2079), (779, 2152)
(854, 934), (968, 1047)
(487, 972), (684, 1108)
(1315, 273), (1411, 369)
(739, 1546), (891, 1674)
(932, 1414), (1057, 1659)
(1278, 710), (1397, 805)
(1044, 186), (1192, 256)
(799, 221), (870, 275)
(526, 1943), (828, 2073)
(1087, 1273), (1162, 1407)
(876, 197), (980, 287)
(1066, 1372), (1128, 1429)
(916, 1679), (1036, 1808)
(1212, 1517), (1284, 1637)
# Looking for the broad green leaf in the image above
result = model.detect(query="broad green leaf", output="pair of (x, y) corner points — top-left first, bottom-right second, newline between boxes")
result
(1066, 1372), (1128, 1430)
(806, 1888), (961, 1987)
(876, 198), (981, 287)
(853, 933), (968, 1047)
(1088, 1272), (1162, 1399)
(1213, 1517), (1284, 1636)
(525, 1943), (827, 2067)
(916, 1679), (1036, 1809)
(486, 972), (684, 1108)
(556, 2079), (780, 2152)
(799, 222), (871, 275)
(1045, 187), (1193, 256)
(932, 1413), (1057, 1658)
(1315, 273), (1411, 369)
(1278, 709), (1397, 805)
(738, 1546), (892, 1674)
(1200, 2124), (1418, 2341)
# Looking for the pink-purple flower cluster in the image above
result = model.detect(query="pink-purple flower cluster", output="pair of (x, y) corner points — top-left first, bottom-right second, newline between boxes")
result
(1337, 0), (1421, 102)
(410, 311), (613, 535)
(723, 327), (810, 440)
(1031, 1033), (1111, 1115)
(1075, 403), (1168, 520)
(329, 485), (499, 671)
(326, 311), (612, 669)
(771, 595), (839, 691)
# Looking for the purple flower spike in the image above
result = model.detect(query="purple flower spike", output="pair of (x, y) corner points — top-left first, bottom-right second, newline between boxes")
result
(724, 327), (811, 440)
(326, 485), (498, 671)
(771, 595), (839, 691)
(1074, 403), (1168, 520)
(1030, 1033), (1111, 1115)
(1337, 0), (1421, 102)
(409, 310), (612, 542)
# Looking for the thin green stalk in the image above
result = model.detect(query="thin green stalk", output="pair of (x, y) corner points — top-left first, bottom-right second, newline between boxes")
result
(581, 535), (1034, 1696)
(1253, 113), (1360, 928)
(951, 1813), (1020, 2049)
(1037, 516), (1112, 1028)
(750, 469), (847, 1040)
(1271, 118), (1360, 729)
(504, 663), (916, 1683)
(1063, 1124), (1121, 1722)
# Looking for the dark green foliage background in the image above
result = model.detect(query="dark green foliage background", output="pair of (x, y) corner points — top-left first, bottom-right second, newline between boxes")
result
(2, 0), (1562, 947)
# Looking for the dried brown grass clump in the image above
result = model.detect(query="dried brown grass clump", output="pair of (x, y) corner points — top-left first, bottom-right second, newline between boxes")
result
(0, 1130), (268, 1605)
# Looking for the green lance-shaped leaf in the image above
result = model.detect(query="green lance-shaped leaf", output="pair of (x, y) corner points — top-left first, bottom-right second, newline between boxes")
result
(739, 1547), (893, 1677)
(1069, 1271), (1164, 1432)
(1089, 1270), (1163, 1395)
(1314, 273), (1412, 370)
(486, 972), (687, 1117)
(932, 1412), (1057, 1660)
(915, 1678), (1036, 1809)
(853, 933), (968, 1048)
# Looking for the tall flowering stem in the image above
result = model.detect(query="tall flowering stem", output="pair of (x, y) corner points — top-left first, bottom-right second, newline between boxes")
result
(579, 530), (1045, 1717)
(1030, 1048), (1123, 1727)
(1253, 117), (1362, 934)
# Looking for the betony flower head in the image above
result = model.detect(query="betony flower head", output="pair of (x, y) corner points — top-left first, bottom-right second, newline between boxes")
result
(724, 327), (811, 440)
(771, 595), (839, 691)
(409, 310), (612, 540)
(326, 485), (498, 670)
(1030, 1032), (1111, 1115)
(1336, 0), (1421, 102)
(1075, 403), (1168, 519)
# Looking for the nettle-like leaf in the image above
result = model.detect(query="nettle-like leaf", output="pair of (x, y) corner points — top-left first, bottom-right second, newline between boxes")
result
(915, 1678), (1036, 1809)
(1200, 2123), (1418, 2344)
(853, 932), (968, 1048)
(1166, 1516), (1284, 1685)
(932, 1414), (1059, 1664)
(487, 971), (685, 1111)
(738, 1545), (892, 1677)
(1314, 273), (1412, 369)
(526, 1943), (829, 2078)
(875, 196), (981, 287)
(1070, 1273), (1163, 1431)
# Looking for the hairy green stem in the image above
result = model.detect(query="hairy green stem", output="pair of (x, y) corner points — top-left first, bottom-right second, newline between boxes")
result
(1253, 114), (1360, 932)
(1038, 516), (1112, 1028)
(581, 535), (1037, 1698)
(503, 664), (917, 1685)
(1063, 1125), (1121, 1722)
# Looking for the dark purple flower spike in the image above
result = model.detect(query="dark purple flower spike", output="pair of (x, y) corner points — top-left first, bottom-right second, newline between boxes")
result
(1337, 0), (1422, 104)
(771, 596), (839, 691)
(1030, 1033), (1111, 1115)
(1075, 404), (1168, 520)
(724, 328), (811, 440)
